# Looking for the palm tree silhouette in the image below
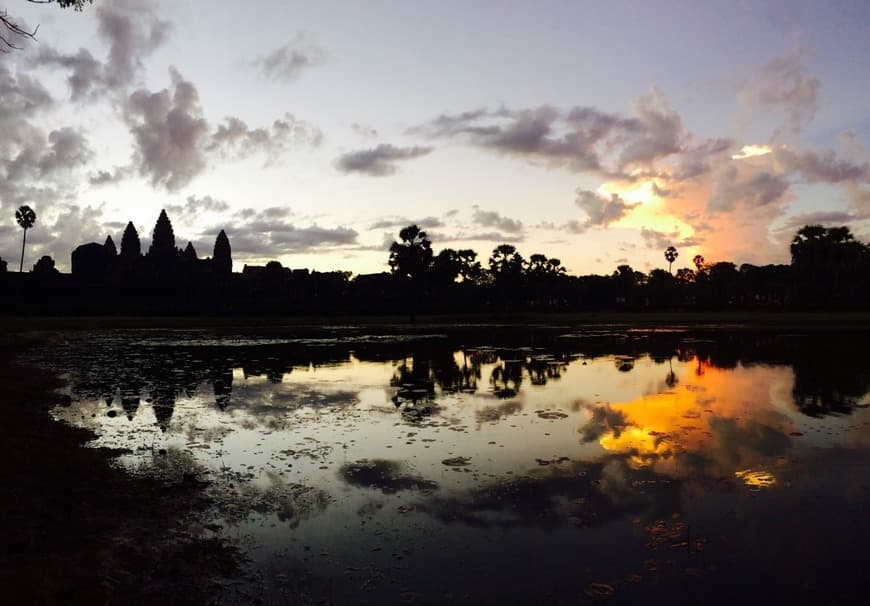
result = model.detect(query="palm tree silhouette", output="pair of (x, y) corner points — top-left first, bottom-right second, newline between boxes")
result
(15, 205), (36, 272)
(664, 245), (678, 274)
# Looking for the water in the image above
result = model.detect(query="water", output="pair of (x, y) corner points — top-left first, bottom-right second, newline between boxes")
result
(33, 326), (870, 604)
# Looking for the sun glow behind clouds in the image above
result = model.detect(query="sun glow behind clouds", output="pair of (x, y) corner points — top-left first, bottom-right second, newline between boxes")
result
(596, 179), (697, 250)
(732, 144), (773, 160)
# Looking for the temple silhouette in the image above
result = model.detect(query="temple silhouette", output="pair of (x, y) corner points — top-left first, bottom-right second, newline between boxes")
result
(71, 210), (232, 284)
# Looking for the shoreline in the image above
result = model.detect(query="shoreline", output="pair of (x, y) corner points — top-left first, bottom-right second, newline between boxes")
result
(3, 311), (870, 333)
(0, 335), (239, 605)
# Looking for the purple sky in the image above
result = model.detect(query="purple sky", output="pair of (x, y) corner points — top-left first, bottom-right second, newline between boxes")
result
(1, 0), (868, 274)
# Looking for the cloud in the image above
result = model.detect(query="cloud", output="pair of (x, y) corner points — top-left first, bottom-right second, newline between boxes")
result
(351, 123), (378, 138)
(164, 195), (230, 220)
(0, 65), (92, 216)
(471, 205), (524, 233)
(123, 67), (209, 190)
(254, 33), (328, 81)
(121, 67), (322, 190)
(617, 87), (683, 168)
(208, 113), (323, 160)
(30, 0), (171, 100)
(427, 230), (524, 244)
(757, 49), (820, 135)
(28, 47), (104, 101)
(335, 144), (433, 176)
(572, 189), (639, 231)
(216, 208), (359, 258)
(774, 147), (868, 184)
(87, 165), (132, 186)
(370, 216), (444, 230)
(640, 227), (703, 250)
(414, 88), (686, 178)
(779, 210), (864, 232)
(708, 166), (790, 212)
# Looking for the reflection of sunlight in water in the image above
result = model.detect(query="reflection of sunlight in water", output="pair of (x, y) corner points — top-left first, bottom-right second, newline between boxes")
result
(735, 469), (777, 489)
(591, 363), (798, 477)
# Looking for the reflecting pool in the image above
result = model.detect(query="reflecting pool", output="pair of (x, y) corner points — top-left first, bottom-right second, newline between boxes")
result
(34, 326), (870, 604)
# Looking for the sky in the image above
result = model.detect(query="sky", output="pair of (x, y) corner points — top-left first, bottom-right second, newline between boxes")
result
(1, 0), (869, 275)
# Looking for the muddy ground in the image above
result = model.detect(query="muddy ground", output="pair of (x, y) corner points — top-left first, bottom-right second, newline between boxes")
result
(0, 335), (240, 605)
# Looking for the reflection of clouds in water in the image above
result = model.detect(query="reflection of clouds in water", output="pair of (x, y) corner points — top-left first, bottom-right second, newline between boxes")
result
(212, 470), (331, 529)
(414, 456), (682, 530)
(578, 403), (633, 443)
(339, 459), (438, 494)
(475, 399), (523, 425)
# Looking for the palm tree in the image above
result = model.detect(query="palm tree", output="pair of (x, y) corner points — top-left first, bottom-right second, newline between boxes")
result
(15, 205), (36, 273)
(664, 245), (678, 274)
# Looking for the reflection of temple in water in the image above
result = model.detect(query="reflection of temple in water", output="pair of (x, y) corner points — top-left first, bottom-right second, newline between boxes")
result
(46, 331), (870, 435)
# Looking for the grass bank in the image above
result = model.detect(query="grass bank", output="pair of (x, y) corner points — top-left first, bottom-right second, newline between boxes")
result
(2, 311), (870, 333)
(0, 336), (239, 604)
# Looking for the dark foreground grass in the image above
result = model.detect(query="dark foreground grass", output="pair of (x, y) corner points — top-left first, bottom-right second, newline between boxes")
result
(2, 311), (870, 333)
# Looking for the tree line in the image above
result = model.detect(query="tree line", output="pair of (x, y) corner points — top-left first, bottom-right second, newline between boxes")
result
(1, 208), (868, 314)
(379, 223), (870, 313)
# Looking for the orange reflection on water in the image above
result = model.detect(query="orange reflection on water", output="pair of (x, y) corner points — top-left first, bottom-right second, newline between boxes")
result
(591, 358), (796, 478)
(735, 469), (777, 488)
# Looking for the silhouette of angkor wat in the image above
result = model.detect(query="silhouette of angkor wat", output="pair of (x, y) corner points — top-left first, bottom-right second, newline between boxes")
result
(71, 210), (232, 284)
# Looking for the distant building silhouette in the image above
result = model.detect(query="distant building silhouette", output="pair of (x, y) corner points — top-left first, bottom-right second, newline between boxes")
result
(71, 242), (110, 281)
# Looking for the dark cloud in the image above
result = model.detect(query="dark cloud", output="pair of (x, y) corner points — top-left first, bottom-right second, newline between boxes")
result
(123, 67), (209, 190)
(122, 68), (321, 190)
(335, 144), (433, 176)
(414, 88), (685, 178)
(617, 88), (683, 167)
(471, 206), (524, 233)
(254, 33), (328, 81)
(671, 138), (733, 180)
(776, 147), (868, 184)
(571, 189), (639, 232)
(217, 208), (359, 257)
(709, 166), (790, 212)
